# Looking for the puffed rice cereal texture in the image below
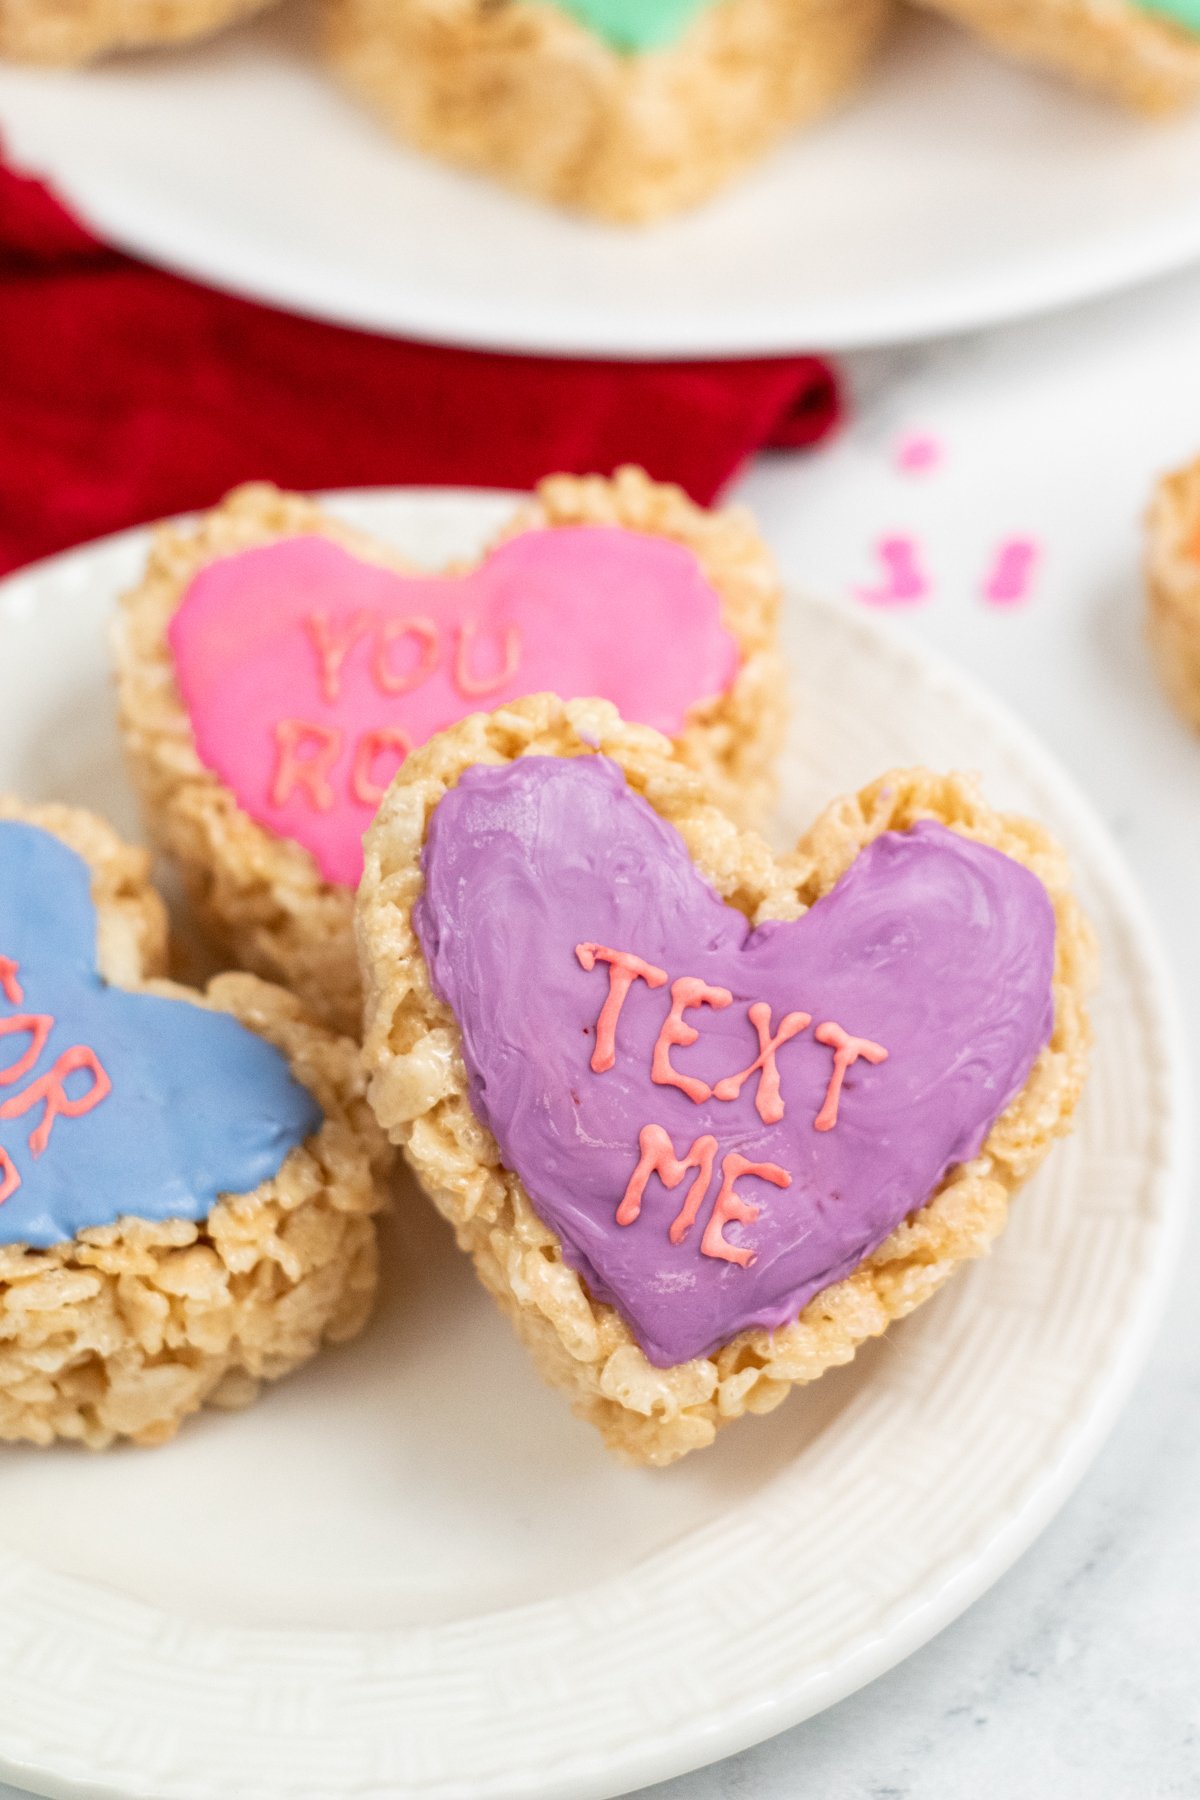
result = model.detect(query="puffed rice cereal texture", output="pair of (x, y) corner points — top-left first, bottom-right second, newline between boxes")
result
(1147, 455), (1200, 730)
(356, 695), (1095, 1468)
(321, 0), (896, 223)
(0, 796), (388, 1450)
(910, 0), (1200, 113)
(0, 0), (273, 63)
(114, 468), (789, 1037)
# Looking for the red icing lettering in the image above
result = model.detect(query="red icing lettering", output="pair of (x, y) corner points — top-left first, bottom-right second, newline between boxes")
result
(618, 1123), (719, 1245)
(0, 1045), (112, 1157)
(372, 617), (439, 696)
(0, 956), (23, 1006)
(351, 727), (412, 807)
(711, 1001), (811, 1123)
(700, 1153), (790, 1267)
(813, 1022), (889, 1132)
(651, 977), (732, 1104)
(453, 621), (521, 698)
(575, 944), (668, 1074)
(270, 720), (342, 813)
(0, 1146), (17, 1205)
(0, 1013), (53, 1088)
(305, 610), (376, 704)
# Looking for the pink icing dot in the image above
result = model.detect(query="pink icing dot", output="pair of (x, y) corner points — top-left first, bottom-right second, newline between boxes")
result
(896, 434), (943, 476)
(982, 538), (1040, 608)
(855, 535), (931, 608)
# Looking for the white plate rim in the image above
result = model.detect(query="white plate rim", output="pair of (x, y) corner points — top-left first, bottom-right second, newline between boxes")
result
(17, 156), (1200, 358)
(5, 8), (1200, 360)
(0, 490), (1190, 1800)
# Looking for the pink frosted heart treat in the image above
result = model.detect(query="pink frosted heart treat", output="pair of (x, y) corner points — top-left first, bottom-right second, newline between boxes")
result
(115, 471), (786, 1035)
(357, 696), (1094, 1467)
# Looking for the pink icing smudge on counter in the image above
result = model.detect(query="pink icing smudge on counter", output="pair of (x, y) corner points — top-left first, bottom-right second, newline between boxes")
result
(895, 433), (944, 476)
(855, 535), (931, 608)
(983, 538), (1040, 607)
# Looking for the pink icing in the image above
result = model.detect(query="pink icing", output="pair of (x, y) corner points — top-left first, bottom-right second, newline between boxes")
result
(351, 727), (413, 806)
(699, 1152), (791, 1267)
(855, 536), (931, 608)
(896, 434), (943, 476)
(813, 1023), (889, 1133)
(169, 529), (741, 887)
(575, 944), (668, 1075)
(0, 957), (22, 1006)
(619, 1123), (718, 1241)
(651, 977), (732, 1104)
(710, 1001), (811, 1122)
(0, 1012), (54, 1089)
(583, 944), (890, 1144)
(0, 1043), (111, 1157)
(983, 538), (1040, 607)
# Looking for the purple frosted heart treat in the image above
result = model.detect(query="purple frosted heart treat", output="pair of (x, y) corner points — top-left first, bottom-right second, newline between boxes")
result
(414, 755), (1056, 1367)
(358, 699), (1092, 1465)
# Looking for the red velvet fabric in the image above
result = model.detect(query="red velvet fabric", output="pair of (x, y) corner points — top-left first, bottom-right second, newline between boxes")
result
(0, 156), (841, 574)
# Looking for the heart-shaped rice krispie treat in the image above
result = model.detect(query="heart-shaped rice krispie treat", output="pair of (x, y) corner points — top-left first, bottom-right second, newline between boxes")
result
(0, 797), (388, 1449)
(115, 468), (787, 1037)
(356, 695), (1094, 1467)
(322, 0), (896, 223)
(911, 0), (1200, 112)
(0, 0), (274, 63)
(1147, 454), (1200, 730)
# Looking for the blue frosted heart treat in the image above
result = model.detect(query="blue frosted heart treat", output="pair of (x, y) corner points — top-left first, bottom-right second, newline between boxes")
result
(0, 798), (387, 1449)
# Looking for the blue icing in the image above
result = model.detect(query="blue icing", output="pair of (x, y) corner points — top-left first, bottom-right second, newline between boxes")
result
(0, 822), (322, 1249)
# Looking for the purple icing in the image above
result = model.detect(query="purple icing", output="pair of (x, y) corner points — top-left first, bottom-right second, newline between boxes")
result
(415, 757), (1056, 1367)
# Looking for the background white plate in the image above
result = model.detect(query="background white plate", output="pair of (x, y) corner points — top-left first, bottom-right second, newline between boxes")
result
(3, 11), (1200, 355)
(0, 489), (1186, 1800)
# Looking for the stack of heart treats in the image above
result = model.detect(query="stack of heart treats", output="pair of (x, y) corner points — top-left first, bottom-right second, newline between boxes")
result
(0, 468), (1097, 1464)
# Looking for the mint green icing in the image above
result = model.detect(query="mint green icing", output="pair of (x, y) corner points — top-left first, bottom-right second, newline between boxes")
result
(1134, 0), (1200, 30)
(550, 0), (718, 52)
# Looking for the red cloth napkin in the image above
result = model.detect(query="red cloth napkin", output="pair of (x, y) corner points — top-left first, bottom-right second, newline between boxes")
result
(0, 156), (841, 575)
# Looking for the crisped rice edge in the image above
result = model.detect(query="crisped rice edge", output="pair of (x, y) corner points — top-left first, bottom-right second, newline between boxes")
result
(1146, 455), (1200, 732)
(0, 0), (272, 64)
(356, 695), (1095, 1468)
(910, 0), (1200, 113)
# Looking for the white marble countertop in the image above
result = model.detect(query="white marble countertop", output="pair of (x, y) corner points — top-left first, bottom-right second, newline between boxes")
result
(3, 263), (1198, 1800)
(634, 262), (1200, 1800)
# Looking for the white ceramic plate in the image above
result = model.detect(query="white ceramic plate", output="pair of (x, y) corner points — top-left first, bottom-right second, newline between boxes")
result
(0, 489), (1186, 1800)
(3, 12), (1200, 355)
